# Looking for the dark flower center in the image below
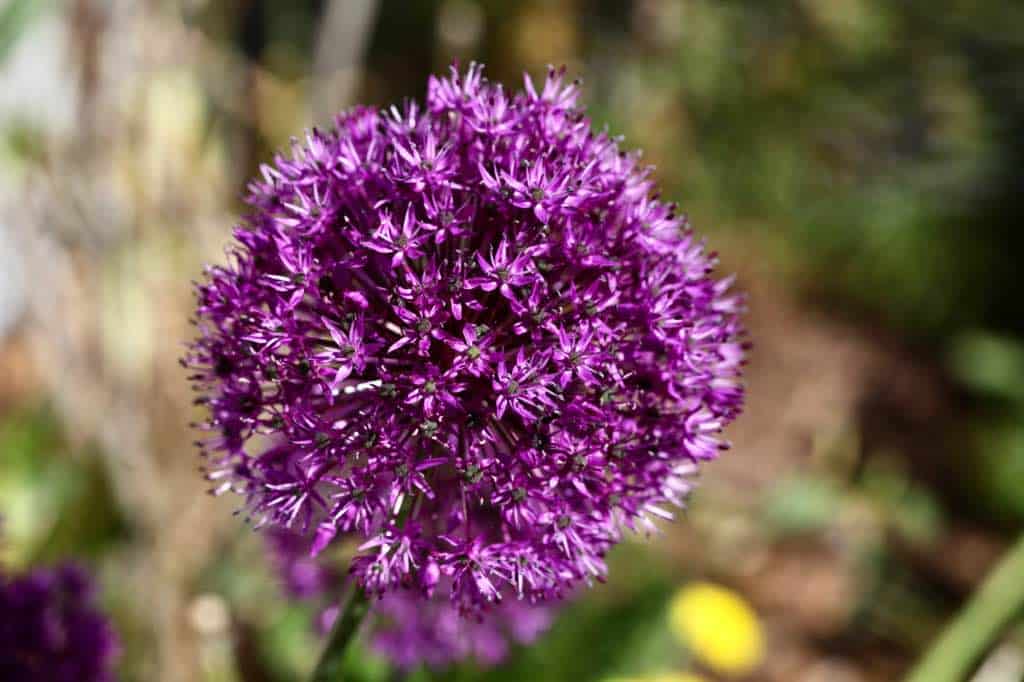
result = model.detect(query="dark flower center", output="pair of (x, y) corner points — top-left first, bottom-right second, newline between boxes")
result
(214, 356), (234, 378)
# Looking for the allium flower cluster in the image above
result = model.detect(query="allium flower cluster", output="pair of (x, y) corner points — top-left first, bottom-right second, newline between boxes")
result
(367, 589), (551, 668)
(187, 64), (746, 616)
(0, 563), (120, 682)
(267, 529), (552, 669)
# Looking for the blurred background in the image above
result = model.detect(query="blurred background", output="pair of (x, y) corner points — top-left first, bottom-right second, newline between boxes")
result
(1, 1), (1023, 680)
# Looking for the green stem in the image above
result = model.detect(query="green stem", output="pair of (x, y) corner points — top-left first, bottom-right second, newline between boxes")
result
(311, 586), (370, 682)
(904, 533), (1024, 682)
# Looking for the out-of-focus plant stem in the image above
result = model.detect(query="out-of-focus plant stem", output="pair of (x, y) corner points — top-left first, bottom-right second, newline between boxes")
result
(311, 0), (379, 125)
(904, 533), (1024, 682)
(311, 586), (370, 682)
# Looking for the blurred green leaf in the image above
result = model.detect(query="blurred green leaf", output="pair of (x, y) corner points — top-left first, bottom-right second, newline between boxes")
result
(965, 420), (1024, 525)
(0, 0), (45, 66)
(762, 475), (843, 537)
(861, 459), (944, 545)
(948, 331), (1024, 403)
(462, 581), (677, 682)
(260, 605), (323, 681)
(28, 448), (130, 564)
(0, 407), (129, 566)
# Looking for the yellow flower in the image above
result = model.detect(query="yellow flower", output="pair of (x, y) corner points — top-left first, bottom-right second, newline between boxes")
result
(668, 582), (765, 677)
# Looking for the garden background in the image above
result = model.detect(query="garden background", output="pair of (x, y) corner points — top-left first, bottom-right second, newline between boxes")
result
(1, 1), (1023, 680)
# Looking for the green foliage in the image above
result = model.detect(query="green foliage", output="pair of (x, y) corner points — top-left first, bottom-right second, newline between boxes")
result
(949, 332), (1024, 403)
(861, 459), (944, 546)
(965, 421), (1024, 525)
(458, 582), (678, 682)
(0, 407), (128, 567)
(0, 0), (46, 66)
(582, 0), (1022, 338)
(762, 475), (843, 537)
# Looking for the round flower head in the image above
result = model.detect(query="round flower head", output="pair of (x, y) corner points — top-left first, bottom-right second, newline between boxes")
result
(0, 563), (120, 682)
(187, 63), (746, 615)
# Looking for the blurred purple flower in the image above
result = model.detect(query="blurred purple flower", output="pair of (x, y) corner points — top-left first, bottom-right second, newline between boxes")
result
(267, 529), (554, 669)
(187, 63), (746, 617)
(267, 528), (339, 599)
(0, 563), (120, 682)
(367, 588), (552, 669)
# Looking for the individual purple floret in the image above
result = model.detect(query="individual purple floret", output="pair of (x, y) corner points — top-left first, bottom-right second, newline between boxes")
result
(0, 563), (120, 682)
(187, 63), (747, 617)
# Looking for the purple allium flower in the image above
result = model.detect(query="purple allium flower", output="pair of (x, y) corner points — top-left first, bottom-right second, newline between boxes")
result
(366, 589), (552, 669)
(187, 63), (746, 616)
(267, 528), (340, 599)
(0, 563), (120, 682)
(267, 529), (554, 669)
